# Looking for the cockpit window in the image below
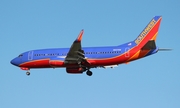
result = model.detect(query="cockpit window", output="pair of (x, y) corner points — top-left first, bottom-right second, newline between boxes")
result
(18, 54), (23, 57)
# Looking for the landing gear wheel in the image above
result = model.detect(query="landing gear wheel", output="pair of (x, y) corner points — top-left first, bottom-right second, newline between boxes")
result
(26, 72), (30, 76)
(86, 71), (93, 76)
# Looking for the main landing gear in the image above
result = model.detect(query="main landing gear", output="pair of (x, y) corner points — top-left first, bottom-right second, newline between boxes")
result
(86, 70), (93, 76)
(26, 71), (30, 76)
(25, 69), (92, 76)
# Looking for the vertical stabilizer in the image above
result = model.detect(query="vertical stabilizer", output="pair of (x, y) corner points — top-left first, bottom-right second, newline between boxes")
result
(134, 16), (162, 46)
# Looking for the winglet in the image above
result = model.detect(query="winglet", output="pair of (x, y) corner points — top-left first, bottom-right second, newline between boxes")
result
(75, 29), (84, 42)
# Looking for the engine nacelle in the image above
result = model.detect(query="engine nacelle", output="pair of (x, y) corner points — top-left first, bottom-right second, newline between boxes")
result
(66, 67), (85, 74)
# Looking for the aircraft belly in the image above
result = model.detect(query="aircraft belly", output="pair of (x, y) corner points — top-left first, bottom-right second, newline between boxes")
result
(87, 55), (128, 66)
(20, 59), (51, 68)
(49, 60), (65, 67)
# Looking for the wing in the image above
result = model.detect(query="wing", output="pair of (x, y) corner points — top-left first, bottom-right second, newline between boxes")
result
(64, 30), (86, 65)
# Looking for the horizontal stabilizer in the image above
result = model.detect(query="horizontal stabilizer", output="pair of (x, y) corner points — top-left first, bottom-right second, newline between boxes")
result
(141, 40), (156, 50)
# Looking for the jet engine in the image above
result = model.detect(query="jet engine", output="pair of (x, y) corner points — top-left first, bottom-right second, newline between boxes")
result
(66, 67), (85, 74)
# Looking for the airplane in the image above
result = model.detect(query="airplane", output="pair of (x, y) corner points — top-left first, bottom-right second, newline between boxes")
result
(10, 16), (169, 76)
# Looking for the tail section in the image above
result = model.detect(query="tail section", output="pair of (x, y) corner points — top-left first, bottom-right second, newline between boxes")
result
(126, 16), (162, 62)
(134, 16), (162, 46)
(141, 40), (156, 50)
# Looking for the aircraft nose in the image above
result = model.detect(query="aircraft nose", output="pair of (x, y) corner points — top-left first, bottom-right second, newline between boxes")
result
(10, 58), (20, 66)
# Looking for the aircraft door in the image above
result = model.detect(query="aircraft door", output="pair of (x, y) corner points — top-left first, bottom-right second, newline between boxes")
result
(125, 47), (130, 57)
(28, 51), (33, 60)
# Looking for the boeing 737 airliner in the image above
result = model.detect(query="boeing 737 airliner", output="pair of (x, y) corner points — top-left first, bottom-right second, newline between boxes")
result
(11, 16), (167, 76)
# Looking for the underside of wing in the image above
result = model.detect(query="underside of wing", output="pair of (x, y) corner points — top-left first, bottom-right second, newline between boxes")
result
(65, 30), (87, 65)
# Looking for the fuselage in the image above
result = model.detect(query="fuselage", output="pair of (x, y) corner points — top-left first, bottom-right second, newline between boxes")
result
(10, 16), (162, 76)
(11, 41), (158, 69)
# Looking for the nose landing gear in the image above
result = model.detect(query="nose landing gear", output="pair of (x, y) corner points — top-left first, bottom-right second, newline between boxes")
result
(26, 71), (30, 76)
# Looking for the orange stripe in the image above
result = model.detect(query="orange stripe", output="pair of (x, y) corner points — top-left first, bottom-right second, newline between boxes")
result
(127, 50), (140, 61)
(138, 50), (151, 58)
(151, 32), (158, 41)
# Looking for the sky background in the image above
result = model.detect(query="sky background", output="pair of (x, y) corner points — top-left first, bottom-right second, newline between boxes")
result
(0, 0), (179, 108)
